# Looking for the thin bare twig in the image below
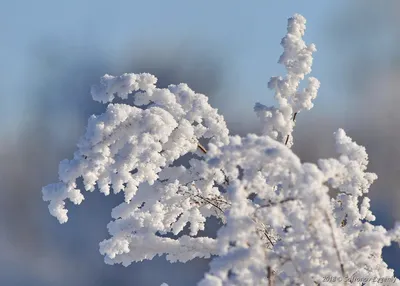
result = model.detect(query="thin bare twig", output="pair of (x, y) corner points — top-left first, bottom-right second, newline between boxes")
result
(323, 210), (347, 286)
(198, 143), (207, 154)
(257, 197), (298, 209)
(194, 193), (225, 213)
(284, 112), (298, 146)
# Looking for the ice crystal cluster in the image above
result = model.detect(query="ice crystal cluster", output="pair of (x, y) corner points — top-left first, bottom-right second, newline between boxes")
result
(42, 14), (400, 285)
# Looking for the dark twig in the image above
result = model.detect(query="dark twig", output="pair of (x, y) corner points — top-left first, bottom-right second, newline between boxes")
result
(257, 197), (298, 209)
(284, 112), (298, 146)
(323, 210), (347, 286)
(198, 143), (207, 154)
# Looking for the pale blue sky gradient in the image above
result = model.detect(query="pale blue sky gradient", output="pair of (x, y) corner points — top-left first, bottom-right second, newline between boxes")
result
(1, 1), (343, 133)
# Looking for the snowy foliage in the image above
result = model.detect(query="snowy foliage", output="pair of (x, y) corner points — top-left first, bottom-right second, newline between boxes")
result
(43, 14), (400, 285)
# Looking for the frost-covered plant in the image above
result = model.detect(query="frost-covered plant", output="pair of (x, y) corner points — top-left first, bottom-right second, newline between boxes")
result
(43, 14), (400, 285)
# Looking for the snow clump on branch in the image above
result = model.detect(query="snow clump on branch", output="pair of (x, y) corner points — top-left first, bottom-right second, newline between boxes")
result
(42, 14), (400, 285)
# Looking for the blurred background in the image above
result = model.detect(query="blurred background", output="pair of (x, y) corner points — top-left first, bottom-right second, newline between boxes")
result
(1, 1), (399, 285)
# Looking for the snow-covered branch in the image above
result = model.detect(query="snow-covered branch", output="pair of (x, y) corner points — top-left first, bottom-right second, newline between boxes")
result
(42, 14), (400, 286)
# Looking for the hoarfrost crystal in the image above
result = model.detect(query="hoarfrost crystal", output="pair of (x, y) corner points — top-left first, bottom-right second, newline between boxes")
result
(43, 14), (400, 285)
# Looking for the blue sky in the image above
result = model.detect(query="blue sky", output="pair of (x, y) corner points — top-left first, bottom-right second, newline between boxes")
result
(0, 1), (343, 133)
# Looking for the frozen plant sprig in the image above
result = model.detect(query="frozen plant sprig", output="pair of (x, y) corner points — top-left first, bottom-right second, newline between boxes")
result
(42, 14), (400, 286)
(254, 14), (320, 147)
